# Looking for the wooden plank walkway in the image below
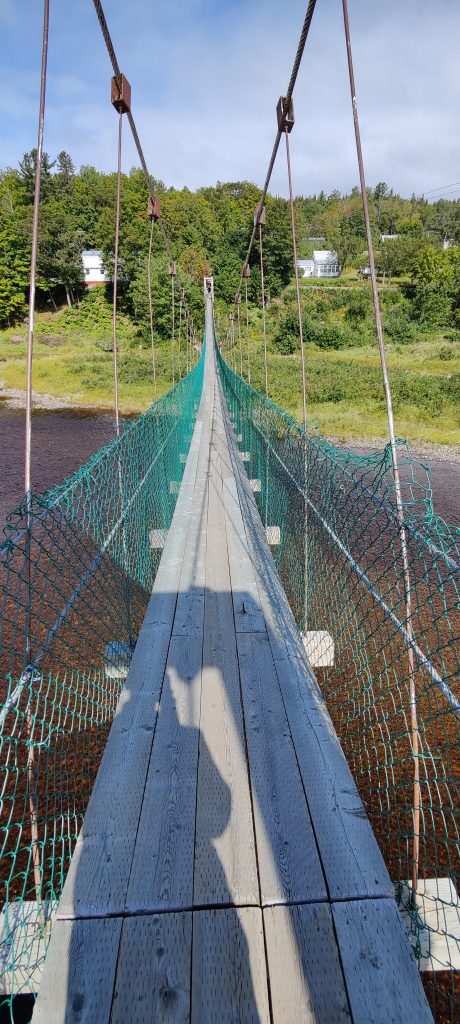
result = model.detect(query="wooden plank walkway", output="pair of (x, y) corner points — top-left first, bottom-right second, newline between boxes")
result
(32, 300), (433, 1023)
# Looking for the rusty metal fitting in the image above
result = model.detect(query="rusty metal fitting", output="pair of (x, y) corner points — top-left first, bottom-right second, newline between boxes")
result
(169, 260), (177, 277)
(242, 263), (251, 279)
(111, 74), (131, 114)
(276, 95), (295, 133)
(180, 288), (185, 301)
(235, 293), (241, 305)
(147, 195), (161, 221)
(254, 204), (266, 228)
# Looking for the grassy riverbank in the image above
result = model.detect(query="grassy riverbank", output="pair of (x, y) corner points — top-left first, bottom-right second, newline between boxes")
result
(0, 305), (190, 413)
(1, 294), (459, 449)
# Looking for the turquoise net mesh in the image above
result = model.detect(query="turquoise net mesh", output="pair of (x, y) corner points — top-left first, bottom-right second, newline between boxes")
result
(217, 345), (460, 1021)
(0, 350), (204, 1013)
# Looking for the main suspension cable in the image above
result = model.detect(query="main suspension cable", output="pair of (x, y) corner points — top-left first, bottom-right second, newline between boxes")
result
(91, 0), (194, 323)
(233, 0), (318, 307)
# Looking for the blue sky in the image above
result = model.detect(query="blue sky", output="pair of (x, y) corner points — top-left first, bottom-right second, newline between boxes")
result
(1, 0), (459, 199)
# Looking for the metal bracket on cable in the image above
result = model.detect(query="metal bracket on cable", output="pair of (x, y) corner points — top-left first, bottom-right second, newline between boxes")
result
(169, 260), (177, 277)
(147, 195), (161, 221)
(242, 263), (251, 278)
(276, 95), (295, 133)
(254, 204), (266, 227)
(111, 73), (131, 113)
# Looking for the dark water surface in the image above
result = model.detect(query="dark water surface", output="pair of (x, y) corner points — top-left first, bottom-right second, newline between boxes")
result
(0, 404), (116, 535)
(0, 405), (458, 535)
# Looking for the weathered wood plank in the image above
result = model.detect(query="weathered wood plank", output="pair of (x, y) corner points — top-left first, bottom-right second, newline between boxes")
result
(173, 419), (209, 638)
(273, 653), (393, 901)
(237, 632), (326, 906)
(111, 913), (192, 1023)
(126, 636), (203, 913)
(193, 398), (258, 908)
(32, 917), (121, 1023)
(333, 898), (434, 1023)
(223, 477), (266, 634)
(264, 903), (351, 1023)
(191, 908), (270, 1024)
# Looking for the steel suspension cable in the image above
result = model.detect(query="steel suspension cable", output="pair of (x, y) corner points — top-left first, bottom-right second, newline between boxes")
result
(341, 0), (420, 895)
(233, 0), (318, 307)
(284, 124), (310, 630)
(178, 289), (183, 380)
(24, 0), (50, 910)
(170, 269), (176, 385)
(112, 110), (123, 433)
(147, 216), (157, 398)
(91, 0), (193, 321)
(244, 278), (251, 384)
(258, 223), (268, 398)
(285, 129), (307, 432)
(237, 299), (243, 377)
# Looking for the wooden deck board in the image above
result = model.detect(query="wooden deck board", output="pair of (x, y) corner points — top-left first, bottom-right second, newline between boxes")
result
(31, 917), (121, 1023)
(111, 913), (192, 1024)
(193, 385), (258, 908)
(191, 908), (270, 1024)
(333, 898), (434, 1023)
(237, 631), (327, 907)
(126, 636), (203, 913)
(264, 903), (351, 1023)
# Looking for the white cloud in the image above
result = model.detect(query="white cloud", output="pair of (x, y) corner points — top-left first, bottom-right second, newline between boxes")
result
(1, 0), (459, 199)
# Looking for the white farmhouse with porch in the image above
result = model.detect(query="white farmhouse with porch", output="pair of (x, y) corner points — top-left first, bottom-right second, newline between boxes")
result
(81, 250), (108, 287)
(297, 250), (341, 278)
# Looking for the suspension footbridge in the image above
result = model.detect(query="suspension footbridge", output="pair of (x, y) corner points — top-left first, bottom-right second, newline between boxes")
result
(27, 297), (431, 1021)
(0, 0), (459, 1021)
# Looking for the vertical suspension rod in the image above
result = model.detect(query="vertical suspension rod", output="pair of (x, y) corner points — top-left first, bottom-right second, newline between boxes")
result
(259, 224), (268, 398)
(24, 0), (50, 911)
(285, 129), (307, 431)
(237, 299), (243, 377)
(342, 0), (420, 894)
(284, 121), (309, 629)
(25, 0), (50, 497)
(244, 279), (251, 384)
(147, 217), (157, 398)
(112, 110), (123, 434)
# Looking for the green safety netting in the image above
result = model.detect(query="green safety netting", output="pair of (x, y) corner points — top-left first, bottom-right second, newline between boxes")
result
(217, 345), (460, 1021)
(0, 350), (204, 1013)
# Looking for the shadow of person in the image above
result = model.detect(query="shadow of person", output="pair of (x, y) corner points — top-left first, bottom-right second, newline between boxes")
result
(32, 627), (266, 1023)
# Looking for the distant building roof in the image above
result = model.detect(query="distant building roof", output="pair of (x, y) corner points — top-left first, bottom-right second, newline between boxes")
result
(298, 259), (314, 268)
(380, 234), (399, 242)
(312, 250), (338, 263)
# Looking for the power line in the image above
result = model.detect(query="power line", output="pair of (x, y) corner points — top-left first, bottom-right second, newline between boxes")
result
(423, 179), (460, 196)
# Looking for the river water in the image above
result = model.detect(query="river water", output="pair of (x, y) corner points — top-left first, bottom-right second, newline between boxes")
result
(0, 405), (458, 535)
(0, 405), (116, 534)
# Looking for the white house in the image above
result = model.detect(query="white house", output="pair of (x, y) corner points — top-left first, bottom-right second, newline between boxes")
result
(297, 250), (341, 278)
(81, 250), (108, 287)
(380, 234), (399, 242)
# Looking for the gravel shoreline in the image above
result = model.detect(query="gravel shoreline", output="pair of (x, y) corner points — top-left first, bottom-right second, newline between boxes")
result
(2, 382), (459, 465)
